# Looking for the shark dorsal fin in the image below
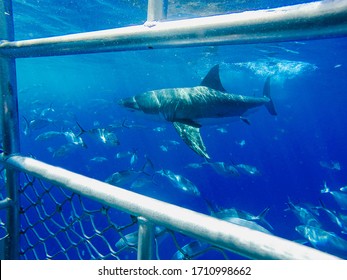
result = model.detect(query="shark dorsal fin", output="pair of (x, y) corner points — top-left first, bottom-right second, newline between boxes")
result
(200, 65), (227, 92)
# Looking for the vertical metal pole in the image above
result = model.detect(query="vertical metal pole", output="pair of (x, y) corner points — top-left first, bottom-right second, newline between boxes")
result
(0, 0), (21, 259)
(147, 0), (168, 22)
(137, 217), (155, 260)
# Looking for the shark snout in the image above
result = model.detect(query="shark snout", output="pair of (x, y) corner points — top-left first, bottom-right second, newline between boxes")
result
(118, 97), (140, 110)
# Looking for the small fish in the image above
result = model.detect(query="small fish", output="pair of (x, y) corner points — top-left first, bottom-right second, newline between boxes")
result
(216, 127), (228, 134)
(76, 122), (119, 146)
(185, 163), (204, 169)
(153, 126), (166, 132)
(52, 143), (76, 158)
(115, 151), (132, 159)
(226, 217), (273, 235)
(106, 157), (154, 187)
(98, 129), (120, 146)
(22, 116), (53, 135)
(29, 118), (53, 131)
(35, 131), (63, 141)
(319, 160), (341, 171)
(115, 231), (139, 249)
(106, 170), (146, 187)
(212, 207), (273, 231)
(159, 145), (168, 152)
(130, 150), (138, 166)
(22, 116), (31, 136)
(286, 197), (321, 228)
(155, 169), (201, 196)
(295, 225), (347, 258)
(130, 177), (155, 189)
(315, 201), (347, 234)
(40, 104), (55, 117)
(115, 150), (138, 166)
(204, 161), (239, 177)
(321, 182), (347, 210)
(172, 240), (210, 260)
(90, 157), (108, 163)
(63, 131), (87, 148)
(115, 226), (166, 250)
(235, 164), (261, 176)
(235, 139), (246, 147)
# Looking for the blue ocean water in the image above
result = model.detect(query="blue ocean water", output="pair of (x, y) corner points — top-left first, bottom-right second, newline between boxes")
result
(8, 0), (347, 259)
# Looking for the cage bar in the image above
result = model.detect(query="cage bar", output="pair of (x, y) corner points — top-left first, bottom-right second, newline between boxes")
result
(146, 0), (168, 23)
(0, 1), (347, 58)
(137, 217), (156, 260)
(0, 0), (21, 260)
(1, 155), (340, 260)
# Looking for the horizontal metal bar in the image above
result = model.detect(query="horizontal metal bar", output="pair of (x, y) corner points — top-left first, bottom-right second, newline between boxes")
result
(0, 154), (340, 260)
(1, 0), (347, 58)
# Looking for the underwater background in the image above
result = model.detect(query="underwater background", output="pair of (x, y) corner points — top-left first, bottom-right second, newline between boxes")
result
(5, 0), (347, 259)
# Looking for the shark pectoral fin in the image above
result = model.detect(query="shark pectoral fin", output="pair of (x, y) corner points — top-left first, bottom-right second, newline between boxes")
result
(173, 122), (210, 159)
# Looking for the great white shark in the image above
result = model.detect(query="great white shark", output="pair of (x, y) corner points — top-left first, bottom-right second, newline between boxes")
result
(118, 65), (277, 159)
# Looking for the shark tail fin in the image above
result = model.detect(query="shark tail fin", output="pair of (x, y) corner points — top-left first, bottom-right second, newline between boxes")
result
(263, 76), (277, 116)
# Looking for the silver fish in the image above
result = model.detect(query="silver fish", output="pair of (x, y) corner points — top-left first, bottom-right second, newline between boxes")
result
(172, 240), (209, 260)
(115, 226), (166, 250)
(319, 160), (341, 171)
(106, 170), (146, 187)
(156, 169), (201, 196)
(315, 203), (347, 234)
(35, 131), (63, 141)
(225, 217), (272, 235)
(205, 161), (239, 177)
(63, 131), (87, 148)
(287, 198), (321, 228)
(89, 157), (108, 163)
(212, 207), (273, 231)
(235, 164), (261, 176)
(296, 225), (347, 258)
(321, 182), (347, 210)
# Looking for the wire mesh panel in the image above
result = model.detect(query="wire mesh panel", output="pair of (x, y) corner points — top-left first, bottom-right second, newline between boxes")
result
(16, 170), (230, 260)
(19, 171), (135, 260)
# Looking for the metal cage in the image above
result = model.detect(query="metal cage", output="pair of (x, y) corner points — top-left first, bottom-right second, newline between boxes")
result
(1, 0), (347, 260)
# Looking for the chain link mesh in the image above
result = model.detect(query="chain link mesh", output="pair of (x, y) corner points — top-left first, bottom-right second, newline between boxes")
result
(0, 168), (231, 260)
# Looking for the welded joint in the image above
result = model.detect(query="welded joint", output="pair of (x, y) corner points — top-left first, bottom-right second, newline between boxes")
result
(145, 0), (168, 27)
